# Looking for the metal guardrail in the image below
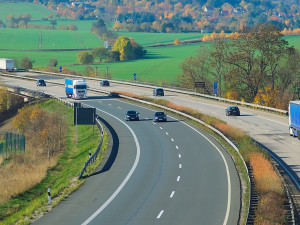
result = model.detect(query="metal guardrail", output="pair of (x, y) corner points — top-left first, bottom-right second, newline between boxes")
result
(2, 70), (294, 224)
(28, 70), (288, 115)
(78, 116), (104, 179)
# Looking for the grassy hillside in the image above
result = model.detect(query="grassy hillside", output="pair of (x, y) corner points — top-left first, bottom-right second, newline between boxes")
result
(0, 28), (101, 50)
(117, 32), (205, 46)
(0, 2), (54, 21)
(68, 43), (202, 83)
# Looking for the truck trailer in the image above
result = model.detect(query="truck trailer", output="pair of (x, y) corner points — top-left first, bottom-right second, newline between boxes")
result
(0, 58), (14, 71)
(65, 79), (88, 99)
(289, 100), (300, 140)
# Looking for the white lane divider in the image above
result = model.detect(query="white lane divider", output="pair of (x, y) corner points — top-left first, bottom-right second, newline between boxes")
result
(166, 132), (169, 135)
(170, 191), (175, 198)
(176, 146), (179, 149)
(160, 127), (163, 129)
(117, 107), (122, 109)
(81, 105), (141, 225)
(177, 176), (180, 181)
(178, 154), (181, 158)
(157, 210), (164, 219)
(171, 138), (174, 142)
(108, 104), (112, 106)
(179, 164), (182, 169)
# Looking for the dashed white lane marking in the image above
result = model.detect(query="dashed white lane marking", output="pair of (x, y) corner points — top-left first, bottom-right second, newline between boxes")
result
(160, 127), (163, 129)
(157, 210), (164, 219)
(117, 107), (121, 109)
(279, 135), (283, 138)
(98, 101), (102, 103)
(292, 142), (297, 145)
(176, 146), (179, 149)
(265, 129), (269, 132)
(166, 132), (169, 135)
(171, 138), (174, 142)
(170, 191), (175, 198)
(108, 104), (112, 106)
(177, 176), (180, 181)
(179, 164), (182, 168)
(178, 154), (181, 158)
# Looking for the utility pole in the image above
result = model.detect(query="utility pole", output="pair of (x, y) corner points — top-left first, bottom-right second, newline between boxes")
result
(106, 66), (109, 78)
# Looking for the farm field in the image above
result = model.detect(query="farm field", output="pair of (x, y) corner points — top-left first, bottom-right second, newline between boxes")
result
(0, 2), (54, 21)
(0, 28), (101, 50)
(68, 43), (202, 83)
(117, 32), (205, 46)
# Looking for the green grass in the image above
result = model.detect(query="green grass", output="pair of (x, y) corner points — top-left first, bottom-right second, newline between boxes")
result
(117, 32), (205, 46)
(0, 2), (54, 21)
(0, 28), (101, 50)
(68, 43), (200, 83)
(0, 99), (108, 224)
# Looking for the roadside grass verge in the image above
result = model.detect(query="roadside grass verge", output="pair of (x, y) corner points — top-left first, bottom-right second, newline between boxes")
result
(0, 99), (108, 225)
(116, 91), (286, 224)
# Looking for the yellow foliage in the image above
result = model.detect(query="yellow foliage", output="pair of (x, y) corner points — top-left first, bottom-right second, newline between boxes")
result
(226, 91), (240, 100)
(174, 39), (180, 45)
(252, 85), (279, 108)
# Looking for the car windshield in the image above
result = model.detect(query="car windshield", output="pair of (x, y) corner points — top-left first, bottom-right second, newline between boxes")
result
(127, 111), (137, 115)
(38, 80), (45, 83)
(156, 89), (163, 92)
(230, 107), (238, 110)
(155, 112), (164, 116)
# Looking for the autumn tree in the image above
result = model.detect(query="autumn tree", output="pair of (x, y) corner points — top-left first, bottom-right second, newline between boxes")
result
(91, 47), (108, 62)
(49, 58), (58, 67)
(77, 51), (94, 64)
(20, 57), (33, 70)
(113, 36), (133, 61)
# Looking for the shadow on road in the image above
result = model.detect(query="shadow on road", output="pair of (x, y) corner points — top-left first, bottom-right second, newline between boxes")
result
(90, 116), (119, 176)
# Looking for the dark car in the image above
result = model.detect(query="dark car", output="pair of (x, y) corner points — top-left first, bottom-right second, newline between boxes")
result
(36, 79), (46, 86)
(125, 110), (139, 121)
(153, 88), (164, 96)
(225, 106), (240, 116)
(100, 80), (110, 87)
(153, 111), (167, 122)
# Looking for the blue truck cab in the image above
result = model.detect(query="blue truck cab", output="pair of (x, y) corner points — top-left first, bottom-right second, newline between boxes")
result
(65, 79), (88, 99)
(289, 101), (300, 139)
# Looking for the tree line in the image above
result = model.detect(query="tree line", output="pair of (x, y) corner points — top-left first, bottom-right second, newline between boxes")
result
(178, 24), (300, 109)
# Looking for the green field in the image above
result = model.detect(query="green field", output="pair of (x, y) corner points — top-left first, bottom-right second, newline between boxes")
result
(68, 43), (201, 83)
(0, 2), (54, 21)
(0, 28), (101, 50)
(117, 32), (205, 46)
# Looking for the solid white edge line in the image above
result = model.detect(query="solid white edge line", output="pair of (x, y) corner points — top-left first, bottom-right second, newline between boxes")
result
(113, 99), (231, 225)
(157, 210), (164, 219)
(179, 120), (231, 225)
(81, 105), (141, 225)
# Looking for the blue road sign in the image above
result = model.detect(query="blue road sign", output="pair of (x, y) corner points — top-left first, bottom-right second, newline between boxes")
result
(133, 73), (137, 80)
(214, 82), (218, 95)
(59, 66), (62, 72)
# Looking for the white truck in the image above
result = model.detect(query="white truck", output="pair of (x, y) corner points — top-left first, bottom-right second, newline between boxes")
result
(65, 79), (88, 99)
(0, 58), (14, 71)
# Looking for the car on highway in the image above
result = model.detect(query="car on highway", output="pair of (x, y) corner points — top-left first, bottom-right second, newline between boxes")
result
(153, 88), (164, 96)
(225, 106), (240, 116)
(36, 79), (46, 86)
(100, 80), (110, 87)
(125, 110), (139, 121)
(153, 111), (167, 122)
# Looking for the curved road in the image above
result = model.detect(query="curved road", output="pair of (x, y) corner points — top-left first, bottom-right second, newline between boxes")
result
(0, 76), (241, 224)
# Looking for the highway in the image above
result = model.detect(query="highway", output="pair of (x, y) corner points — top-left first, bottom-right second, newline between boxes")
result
(8, 72), (299, 187)
(0, 75), (241, 224)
